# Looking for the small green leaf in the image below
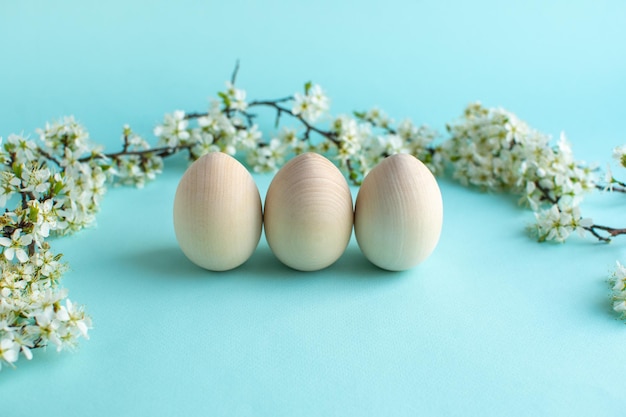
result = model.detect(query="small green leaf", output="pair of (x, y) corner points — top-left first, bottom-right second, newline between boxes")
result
(12, 162), (22, 178)
(53, 180), (64, 195)
(29, 206), (39, 222)
(218, 91), (231, 108)
(304, 81), (312, 95)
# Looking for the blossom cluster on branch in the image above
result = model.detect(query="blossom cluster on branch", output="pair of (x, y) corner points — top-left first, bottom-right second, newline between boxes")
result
(444, 104), (598, 242)
(0, 120), (167, 368)
(3, 69), (626, 370)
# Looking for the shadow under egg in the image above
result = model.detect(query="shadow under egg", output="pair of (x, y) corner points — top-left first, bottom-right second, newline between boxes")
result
(124, 241), (402, 282)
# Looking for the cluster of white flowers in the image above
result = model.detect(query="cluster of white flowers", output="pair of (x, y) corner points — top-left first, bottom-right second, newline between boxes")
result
(324, 109), (439, 184)
(0, 250), (91, 370)
(35, 118), (108, 232)
(246, 135), (290, 173)
(443, 103), (597, 242)
(0, 197), (91, 369)
(0, 120), (97, 368)
(113, 125), (164, 188)
(600, 145), (626, 194)
(608, 149), (626, 321)
(610, 262), (626, 319)
(1, 116), (172, 368)
(154, 85), (262, 161)
(155, 81), (440, 185)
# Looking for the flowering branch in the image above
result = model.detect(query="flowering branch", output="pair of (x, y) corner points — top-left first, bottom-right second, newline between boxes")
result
(248, 99), (340, 145)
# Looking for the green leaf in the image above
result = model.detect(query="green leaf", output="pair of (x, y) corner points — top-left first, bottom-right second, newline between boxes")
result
(29, 206), (39, 222)
(218, 91), (231, 107)
(304, 81), (312, 95)
(52, 179), (64, 195)
(12, 162), (22, 178)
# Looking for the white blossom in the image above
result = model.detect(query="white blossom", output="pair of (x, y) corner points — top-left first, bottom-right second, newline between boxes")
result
(0, 338), (19, 368)
(277, 127), (308, 154)
(154, 110), (190, 147)
(6, 134), (38, 161)
(247, 138), (288, 173)
(532, 204), (592, 243)
(613, 145), (626, 167)
(0, 229), (33, 263)
(610, 262), (626, 320)
(224, 81), (248, 112)
(0, 170), (21, 207)
(38, 116), (92, 156)
(292, 84), (330, 123)
(236, 125), (262, 150)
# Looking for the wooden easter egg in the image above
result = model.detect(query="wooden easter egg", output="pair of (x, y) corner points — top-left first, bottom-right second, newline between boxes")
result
(264, 153), (353, 271)
(173, 152), (262, 271)
(354, 153), (443, 271)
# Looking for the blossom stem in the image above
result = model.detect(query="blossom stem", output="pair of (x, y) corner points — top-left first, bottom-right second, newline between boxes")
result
(78, 144), (193, 163)
(247, 100), (341, 146)
(184, 112), (207, 120)
(610, 177), (626, 188)
(535, 181), (558, 205)
(37, 149), (62, 167)
(584, 224), (626, 242)
(596, 183), (626, 193)
(231, 59), (240, 85)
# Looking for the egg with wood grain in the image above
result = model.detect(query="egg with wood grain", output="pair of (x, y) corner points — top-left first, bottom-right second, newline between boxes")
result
(264, 152), (353, 271)
(173, 152), (263, 271)
(354, 153), (443, 271)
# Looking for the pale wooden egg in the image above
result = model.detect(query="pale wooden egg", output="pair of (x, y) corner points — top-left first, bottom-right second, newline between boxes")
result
(354, 153), (443, 271)
(264, 153), (353, 271)
(173, 152), (262, 271)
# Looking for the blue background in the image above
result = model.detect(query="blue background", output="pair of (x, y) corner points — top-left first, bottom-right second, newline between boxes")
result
(2, 1), (626, 415)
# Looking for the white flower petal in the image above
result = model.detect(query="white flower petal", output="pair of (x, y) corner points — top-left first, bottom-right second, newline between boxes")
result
(15, 248), (29, 263)
(4, 247), (15, 261)
(614, 300), (626, 312)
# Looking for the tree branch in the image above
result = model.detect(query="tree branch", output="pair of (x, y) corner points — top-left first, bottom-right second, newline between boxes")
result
(584, 224), (626, 243)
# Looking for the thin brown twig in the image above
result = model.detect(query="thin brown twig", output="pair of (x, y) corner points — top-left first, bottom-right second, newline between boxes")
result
(231, 59), (240, 85)
(584, 226), (612, 242)
(77, 144), (193, 163)
(596, 183), (626, 193)
(584, 224), (626, 243)
(247, 100), (341, 146)
(535, 181), (558, 205)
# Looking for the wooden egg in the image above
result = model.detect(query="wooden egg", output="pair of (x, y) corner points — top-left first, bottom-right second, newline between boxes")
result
(264, 153), (353, 271)
(173, 152), (262, 271)
(354, 153), (443, 271)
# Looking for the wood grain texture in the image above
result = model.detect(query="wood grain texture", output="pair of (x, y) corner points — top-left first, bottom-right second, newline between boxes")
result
(173, 152), (263, 271)
(354, 153), (443, 271)
(264, 153), (354, 271)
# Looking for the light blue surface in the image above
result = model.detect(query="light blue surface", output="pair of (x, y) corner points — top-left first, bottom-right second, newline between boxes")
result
(2, 1), (626, 416)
